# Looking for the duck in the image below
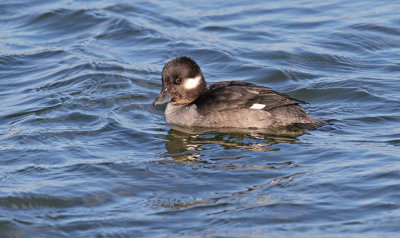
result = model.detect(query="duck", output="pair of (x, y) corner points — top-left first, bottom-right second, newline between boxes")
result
(153, 56), (321, 129)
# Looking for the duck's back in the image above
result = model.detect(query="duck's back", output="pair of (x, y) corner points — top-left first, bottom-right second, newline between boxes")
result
(191, 81), (320, 128)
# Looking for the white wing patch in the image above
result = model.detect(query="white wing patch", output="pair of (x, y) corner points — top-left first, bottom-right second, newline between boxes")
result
(250, 103), (266, 110)
(184, 75), (201, 89)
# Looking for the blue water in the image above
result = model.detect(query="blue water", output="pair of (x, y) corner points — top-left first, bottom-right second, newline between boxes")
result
(1, 0), (400, 237)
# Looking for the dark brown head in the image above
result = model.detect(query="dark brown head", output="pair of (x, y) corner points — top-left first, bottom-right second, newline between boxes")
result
(153, 57), (208, 105)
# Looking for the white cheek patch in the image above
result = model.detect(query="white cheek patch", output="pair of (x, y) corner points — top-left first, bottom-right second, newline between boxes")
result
(184, 75), (202, 89)
(250, 103), (266, 110)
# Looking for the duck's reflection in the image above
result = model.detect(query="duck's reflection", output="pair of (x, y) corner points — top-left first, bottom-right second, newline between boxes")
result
(163, 125), (308, 162)
(154, 126), (310, 212)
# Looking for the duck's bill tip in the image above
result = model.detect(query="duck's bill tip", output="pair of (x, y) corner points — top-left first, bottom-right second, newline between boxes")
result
(153, 88), (172, 106)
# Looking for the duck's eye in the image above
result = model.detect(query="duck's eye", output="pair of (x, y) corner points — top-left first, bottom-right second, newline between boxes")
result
(176, 77), (183, 84)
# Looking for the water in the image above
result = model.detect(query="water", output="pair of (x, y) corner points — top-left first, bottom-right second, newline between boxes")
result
(1, 0), (399, 237)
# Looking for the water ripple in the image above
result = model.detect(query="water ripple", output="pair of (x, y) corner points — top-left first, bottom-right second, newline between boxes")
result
(1, 0), (400, 237)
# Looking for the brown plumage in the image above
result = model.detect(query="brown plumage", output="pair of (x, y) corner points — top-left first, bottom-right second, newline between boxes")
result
(153, 57), (321, 129)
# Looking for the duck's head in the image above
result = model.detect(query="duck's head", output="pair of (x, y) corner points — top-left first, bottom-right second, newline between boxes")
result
(153, 57), (208, 105)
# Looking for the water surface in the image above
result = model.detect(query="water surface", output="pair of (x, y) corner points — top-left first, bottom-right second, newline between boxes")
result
(1, 0), (400, 237)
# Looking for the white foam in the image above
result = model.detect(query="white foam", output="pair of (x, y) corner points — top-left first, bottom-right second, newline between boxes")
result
(250, 103), (266, 110)
(184, 75), (201, 89)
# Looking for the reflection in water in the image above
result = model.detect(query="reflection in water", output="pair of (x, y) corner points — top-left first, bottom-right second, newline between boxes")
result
(164, 125), (308, 159)
(153, 126), (309, 212)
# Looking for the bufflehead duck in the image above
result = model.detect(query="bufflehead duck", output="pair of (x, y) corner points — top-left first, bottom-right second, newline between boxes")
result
(153, 57), (321, 129)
